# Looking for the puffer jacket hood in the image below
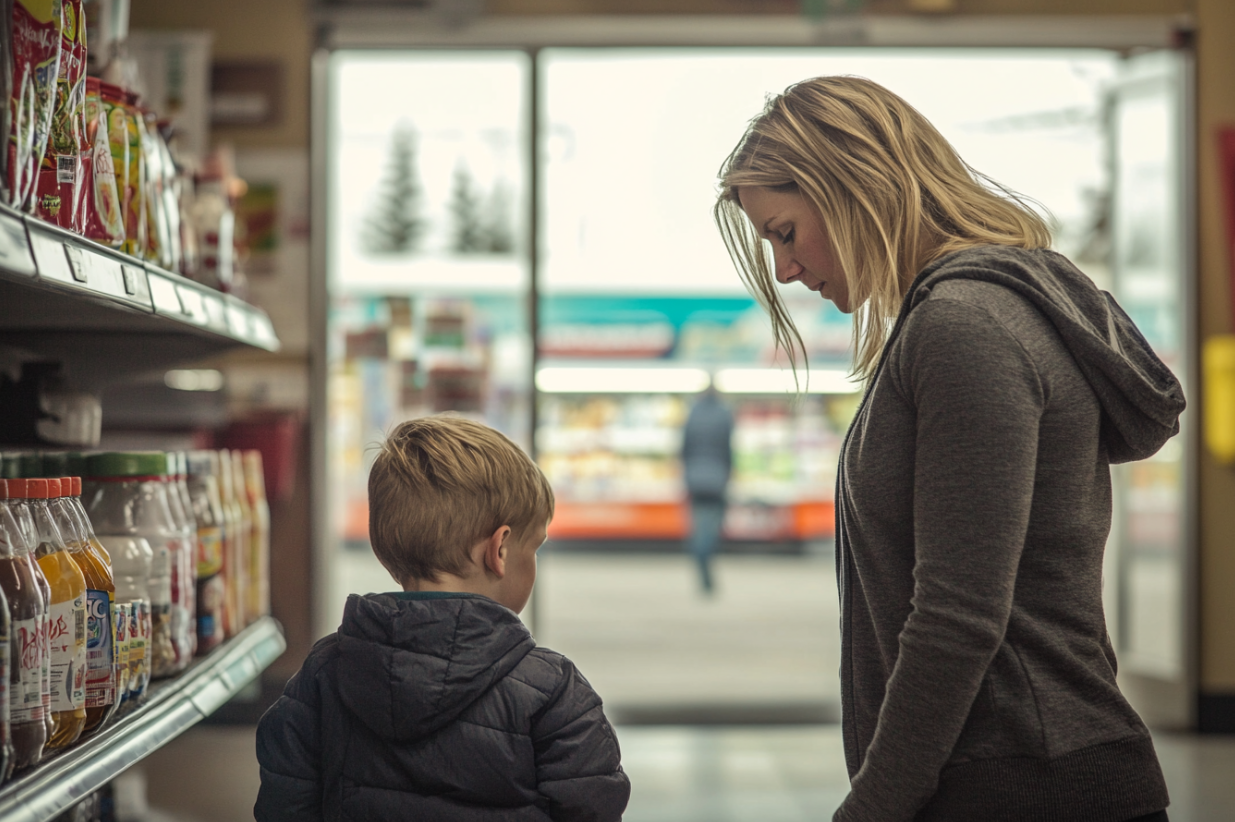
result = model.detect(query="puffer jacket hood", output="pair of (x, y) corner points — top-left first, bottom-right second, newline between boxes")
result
(906, 246), (1185, 464)
(335, 592), (536, 742)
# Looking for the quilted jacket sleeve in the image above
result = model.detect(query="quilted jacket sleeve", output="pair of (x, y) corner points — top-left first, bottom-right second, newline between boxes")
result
(254, 648), (331, 822)
(532, 658), (631, 822)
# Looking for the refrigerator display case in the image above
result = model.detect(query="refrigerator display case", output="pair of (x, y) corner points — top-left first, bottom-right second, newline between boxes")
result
(534, 292), (858, 548)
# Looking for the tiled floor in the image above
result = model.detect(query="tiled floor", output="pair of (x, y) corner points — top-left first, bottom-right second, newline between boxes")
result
(128, 551), (1235, 821)
(134, 723), (1235, 821)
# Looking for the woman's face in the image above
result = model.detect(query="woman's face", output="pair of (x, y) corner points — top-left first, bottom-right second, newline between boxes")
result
(739, 186), (852, 314)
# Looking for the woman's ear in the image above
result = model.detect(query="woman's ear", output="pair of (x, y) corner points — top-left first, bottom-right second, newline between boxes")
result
(482, 525), (513, 579)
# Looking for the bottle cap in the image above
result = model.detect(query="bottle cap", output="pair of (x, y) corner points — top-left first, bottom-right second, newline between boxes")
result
(46, 478), (62, 498)
(86, 452), (168, 478)
(26, 478), (49, 499)
(71, 477), (81, 496)
(0, 478), (6, 499)
(3, 479), (24, 499)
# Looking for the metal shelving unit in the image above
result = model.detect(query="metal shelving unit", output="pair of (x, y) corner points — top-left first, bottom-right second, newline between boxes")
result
(0, 616), (285, 822)
(0, 203), (287, 818)
(0, 203), (278, 387)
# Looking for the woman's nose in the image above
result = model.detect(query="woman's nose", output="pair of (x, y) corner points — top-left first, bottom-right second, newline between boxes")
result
(773, 252), (801, 285)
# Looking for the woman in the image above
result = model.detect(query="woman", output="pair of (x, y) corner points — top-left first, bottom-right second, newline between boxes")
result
(715, 76), (1184, 822)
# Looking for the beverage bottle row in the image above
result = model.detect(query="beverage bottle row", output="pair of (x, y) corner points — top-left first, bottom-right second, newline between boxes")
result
(0, 447), (271, 782)
(0, 475), (134, 779)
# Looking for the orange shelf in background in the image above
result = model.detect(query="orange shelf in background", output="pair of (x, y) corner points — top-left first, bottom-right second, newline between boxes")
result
(548, 499), (834, 541)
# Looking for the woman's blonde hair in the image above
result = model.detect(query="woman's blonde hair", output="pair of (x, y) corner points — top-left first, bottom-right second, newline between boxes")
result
(715, 75), (1053, 380)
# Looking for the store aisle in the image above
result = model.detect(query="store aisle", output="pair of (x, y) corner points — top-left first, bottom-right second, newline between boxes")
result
(134, 724), (1235, 822)
(330, 548), (842, 721)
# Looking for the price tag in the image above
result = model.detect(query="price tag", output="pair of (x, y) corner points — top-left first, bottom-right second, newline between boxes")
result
(28, 231), (74, 283)
(0, 215), (36, 277)
(226, 303), (249, 338)
(203, 294), (228, 332)
(175, 284), (209, 326)
(64, 244), (87, 283)
(148, 274), (184, 315)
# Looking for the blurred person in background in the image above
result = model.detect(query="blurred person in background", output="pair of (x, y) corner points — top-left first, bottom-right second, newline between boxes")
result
(714, 76), (1184, 822)
(680, 378), (734, 595)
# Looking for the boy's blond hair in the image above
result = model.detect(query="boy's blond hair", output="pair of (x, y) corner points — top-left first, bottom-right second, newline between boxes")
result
(368, 415), (554, 585)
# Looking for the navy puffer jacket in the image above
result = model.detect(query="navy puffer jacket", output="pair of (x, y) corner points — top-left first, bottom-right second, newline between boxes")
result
(255, 592), (630, 821)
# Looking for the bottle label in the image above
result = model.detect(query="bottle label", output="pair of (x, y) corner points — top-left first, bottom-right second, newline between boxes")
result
(112, 603), (129, 700)
(130, 600), (149, 694)
(197, 526), (223, 577)
(39, 611), (50, 717)
(85, 589), (115, 708)
(13, 617), (44, 723)
(49, 594), (87, 711)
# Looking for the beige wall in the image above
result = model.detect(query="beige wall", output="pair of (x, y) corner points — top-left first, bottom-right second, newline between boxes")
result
(130, 0), (1235, 697)
(1196, 0), (1235, 693)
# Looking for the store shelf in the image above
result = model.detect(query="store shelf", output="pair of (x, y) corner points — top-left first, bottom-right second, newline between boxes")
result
(0, 203), (279, 387)
(0, 616), (285, 822)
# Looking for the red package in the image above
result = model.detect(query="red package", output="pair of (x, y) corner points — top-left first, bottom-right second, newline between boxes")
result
(33, 0), (85, 230)
(8, 0), (61, 213)
(79, 76), (122, 245)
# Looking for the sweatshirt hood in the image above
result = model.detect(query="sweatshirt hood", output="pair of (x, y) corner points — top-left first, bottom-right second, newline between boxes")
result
(335, 592), (536, 743)
(905, 246), (1185, 464)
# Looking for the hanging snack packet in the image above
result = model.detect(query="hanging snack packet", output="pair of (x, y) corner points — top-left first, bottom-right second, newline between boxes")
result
(8, 0), (62, 213)
(117, 89), (143, 257)
(138, 109), (168, 266)
(33, 0), (85, 230)
(79, 76), (122, 245)
(0, 0), (13, 206)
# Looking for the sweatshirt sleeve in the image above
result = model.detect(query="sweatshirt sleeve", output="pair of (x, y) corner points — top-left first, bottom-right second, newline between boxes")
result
(835, 297), (1045, 822)
(532, 658), (632, 822)
(254, 663), (327, 822)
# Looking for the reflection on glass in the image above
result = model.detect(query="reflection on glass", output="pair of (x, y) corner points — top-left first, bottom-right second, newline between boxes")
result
(326, 51), (531, 580)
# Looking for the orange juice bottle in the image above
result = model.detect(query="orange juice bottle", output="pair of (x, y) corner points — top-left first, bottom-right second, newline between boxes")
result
(216, 451), (247, 636)
(59, 477), (117, 734)
(27, 479), (86, 750)
(242, 451), (270, 622)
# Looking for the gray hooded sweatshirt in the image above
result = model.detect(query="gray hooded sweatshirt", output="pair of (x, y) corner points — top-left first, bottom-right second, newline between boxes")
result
(833, 246), (1184, 822)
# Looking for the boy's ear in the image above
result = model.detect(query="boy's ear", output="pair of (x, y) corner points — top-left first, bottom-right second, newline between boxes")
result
(481, 525), (513, 579)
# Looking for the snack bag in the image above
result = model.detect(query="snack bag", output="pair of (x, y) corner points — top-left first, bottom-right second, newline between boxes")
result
(33, 0), (84, 229)
(118, 89), (144, 257)
(79, 76), (122, 245)
(8, 0), (62, 213)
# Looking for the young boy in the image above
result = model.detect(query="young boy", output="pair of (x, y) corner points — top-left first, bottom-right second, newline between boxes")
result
(255, 415), (631, 822)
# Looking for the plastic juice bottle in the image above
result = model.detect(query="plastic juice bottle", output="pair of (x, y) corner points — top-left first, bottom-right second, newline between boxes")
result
(242, 451), (271, 621)
(61, 477), (116, 733)
(86, 452), (176, 680)
(186, 451), (225, 654)
(0, 486), (15, 782)
(94, 536), (151, 702)
(243, 451), (271, 621)
(158, 456), (194, 667)
(112, 603), (130, 702)
(217, 450), (248, 636)
(228, 452), (254, 628)
(170, 454), (199, 656)
(165, 454), (197, 661)
(28, 479), (87, 750)
(11, 480), (54, 744)
(0, 480), (48, 769)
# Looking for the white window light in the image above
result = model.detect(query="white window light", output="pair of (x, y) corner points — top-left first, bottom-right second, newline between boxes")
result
(164, 369), (226, 392)
(713, 368), (860, 394)
(535, 367), (710, 394)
